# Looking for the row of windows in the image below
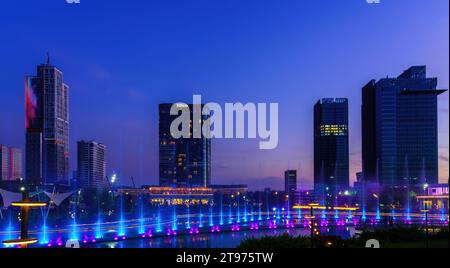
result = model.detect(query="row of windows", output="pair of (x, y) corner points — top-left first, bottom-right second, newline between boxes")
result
(320, 125), (348, 136)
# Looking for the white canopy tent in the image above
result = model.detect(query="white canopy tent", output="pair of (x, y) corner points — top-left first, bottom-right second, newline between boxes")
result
(0, 189), (22, 208)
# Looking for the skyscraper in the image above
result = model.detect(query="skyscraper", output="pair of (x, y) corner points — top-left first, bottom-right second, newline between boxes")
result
(0, 145), (22, 181)
(314, 98), (350, 196)
(159, 103), (211, 188)
(25, 58), (69, 185)
(362, 66), (446, 187)
(284, 170), (297, 200)
(77, 140), (106, 191)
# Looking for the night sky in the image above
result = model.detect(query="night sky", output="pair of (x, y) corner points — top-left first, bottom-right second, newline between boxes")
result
(0, 0), (448, 190)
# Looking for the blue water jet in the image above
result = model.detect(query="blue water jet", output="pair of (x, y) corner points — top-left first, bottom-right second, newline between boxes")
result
(347, 210), (353, 220)
(156, 206), (162, 232)
(209, 205), (214, 227)
(40, 218), (49, 244)
(406, 208), (412, 221)
(219, 195), (224, 225)
(172, 206), (178, 231)
(237, 199), (241, 223)
(138, 195), (145, 234)
(70, 211), (79, 240)
(186, 205), (191, 230)
(228, 205), (233, 224)
(391, 208), (396, 221)
(117, 195), (126, 236)
(243, 202), (248, 222)
(199, 206), (204, 228)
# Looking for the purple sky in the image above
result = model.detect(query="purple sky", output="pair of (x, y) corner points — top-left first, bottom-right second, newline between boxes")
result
(0, 0), (448, 190)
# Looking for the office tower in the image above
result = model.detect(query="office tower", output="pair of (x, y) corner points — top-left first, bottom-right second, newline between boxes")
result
(25, 58), (69, 185)
(362, 66), (446, 187)
(284, 170), (297, 201)
(0, 145), (23, 181)
(314, 98), (350, 196)
(25, 60), (69, 185)
(159, 103), (211, 188)
(77, 140), (106, 190)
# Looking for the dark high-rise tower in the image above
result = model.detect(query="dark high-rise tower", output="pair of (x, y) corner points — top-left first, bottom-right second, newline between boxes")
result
(314, 98), (349, 196)
(77, 140), (106, 191)
(362, 66), (445, 187)
(25, 59), (69, 185)
(284, 170), (297, 203)
(159, 103), (211, 188)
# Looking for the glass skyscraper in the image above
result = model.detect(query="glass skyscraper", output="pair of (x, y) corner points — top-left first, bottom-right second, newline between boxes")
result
(362, 66), (445, 187)
(159, 103), (211, 188)
(25, 60), (69, 185)
(314, 98), (350, 199)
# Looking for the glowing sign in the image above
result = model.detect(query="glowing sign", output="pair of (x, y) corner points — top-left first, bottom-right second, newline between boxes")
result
(25, 76), (38, 128)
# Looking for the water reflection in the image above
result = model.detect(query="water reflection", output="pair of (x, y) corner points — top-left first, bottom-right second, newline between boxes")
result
(88, 227), (356, 248)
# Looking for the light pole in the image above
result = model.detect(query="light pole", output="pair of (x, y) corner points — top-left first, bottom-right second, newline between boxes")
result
(2, 184), (47, 248)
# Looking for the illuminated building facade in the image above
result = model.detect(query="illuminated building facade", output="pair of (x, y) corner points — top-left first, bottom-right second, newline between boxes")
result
(362, 66), (445, 187)
(211, 185), (248, 196)
(119, 187), (214, 206)
(314, 98), (350, 197)
(25, 59), (69, 185)
(77, 140), (106, 190)
(0, 145), (22, 181)
(416, 184), (449, 213)
(159, 103), (211, 188)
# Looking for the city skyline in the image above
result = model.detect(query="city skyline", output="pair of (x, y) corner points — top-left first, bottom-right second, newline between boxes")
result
(0, 0), (448, 190)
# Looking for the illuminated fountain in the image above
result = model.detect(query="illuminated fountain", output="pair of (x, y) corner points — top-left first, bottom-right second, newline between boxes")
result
(209, 204), (214, 227)
(250, 204), (255, 222)
(95, 209), (103, 239)
(404, 157), (412, 223)
(138, 194), (145, 235)
(40, 216), (49, 245)
(236, 196), (241, 223)
(70, 195), (79, 240)
(156, 205), (162, 233)
(286, 196), (291, 219)
(199, 206), (204, 228)
(243, 201), (248, 223)
(172, 205), (178, 231)
(375, 159), (381, 222)
(2, 187), (47, 248)
(258, 196), (263, 221)
(118, 194), (126, 237)
(228, 204), (233, 224)
(219, 194), (224, 225)
(186, 205), (191, 230)
(3, 210), (14, 248)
